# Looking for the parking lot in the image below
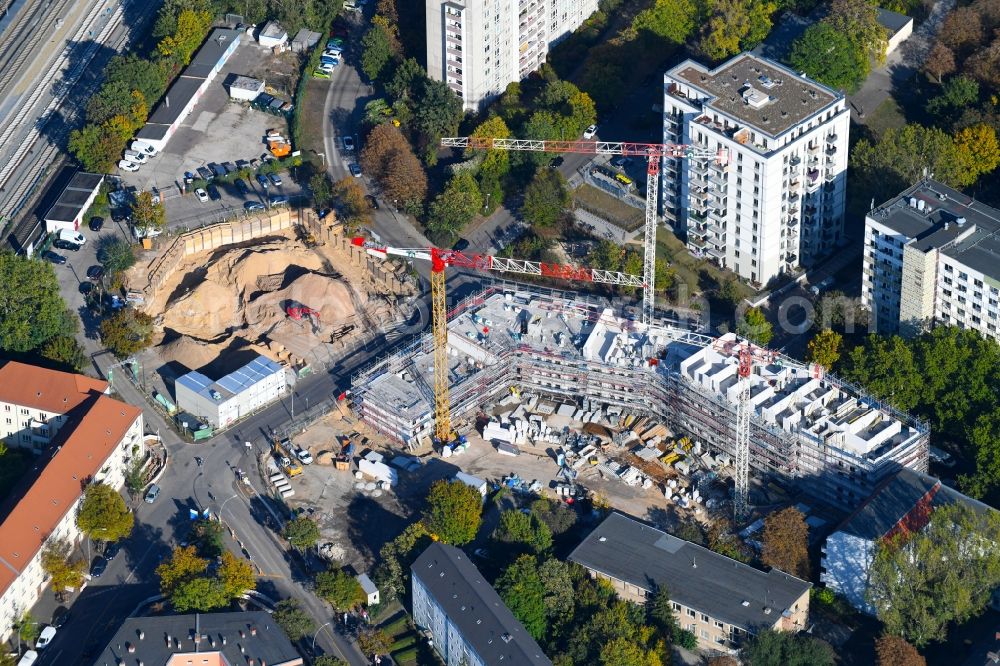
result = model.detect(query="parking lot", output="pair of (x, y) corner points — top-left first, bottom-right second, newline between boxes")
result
(116, 34), (309, 228)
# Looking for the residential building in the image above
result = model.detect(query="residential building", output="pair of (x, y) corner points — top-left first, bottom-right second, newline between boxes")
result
(353, 286), (929, 511)
(425, 0), (599, 111)
(661, 53), (850, 286)
(569, 512), (811, 652)
(820, 468), (992, 614)
(0, 363), (144, 641)
(861, 179), (1000, 341)
(175, 355), (287, 428)
(90, 611), (303, 665)
(411, 542), (552, 666)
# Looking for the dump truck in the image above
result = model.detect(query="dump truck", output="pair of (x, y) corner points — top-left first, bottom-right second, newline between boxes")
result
(274, 438), (302, 477)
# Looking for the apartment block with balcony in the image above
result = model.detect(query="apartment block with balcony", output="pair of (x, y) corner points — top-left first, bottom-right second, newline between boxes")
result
(862, 179), (1000, 341)
(662, 53), (850, 286)
(426, 0), (598, 111)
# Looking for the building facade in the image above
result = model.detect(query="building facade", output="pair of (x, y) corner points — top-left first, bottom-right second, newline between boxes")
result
(662, 53), (850, 286)
(862, 179), (1000, 341)
(0, 364), (144, 641)
(175, 355), (286, 428)
(412, 543), (552, 666)
(570, 513), (811, 652)
(425, 0), (598, 111)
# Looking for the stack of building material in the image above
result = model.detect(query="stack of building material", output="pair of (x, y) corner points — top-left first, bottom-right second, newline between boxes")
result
(484, 421), (516, 443)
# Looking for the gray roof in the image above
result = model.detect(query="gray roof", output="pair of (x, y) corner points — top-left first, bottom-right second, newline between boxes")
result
(836, 468), (993, 541)
(177, 355), (284, 403)
(89, 611), (301, 666)
(261, 20), (287, 39)
(292, 28), (322, 46)
(148, 76), (206, 125)
(868, 179), (1000, 281)
(412, 543), (552, 666)
(668, 53), (841, 138)
(568, 513), (811, 630)
(43, 171), (104, 223)
(877, 8), (912, 35)
(136, 123), (170, 141)
(187, 28), (242, 78)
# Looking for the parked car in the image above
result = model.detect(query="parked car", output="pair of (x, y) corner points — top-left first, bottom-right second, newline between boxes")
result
(235, 159), (249, 170)
(50, 607), (69, 629)
(452, 238), (470, 251)
(313, 68), (331, 79)
(342, 136), (355, 152)
(35, 626), (57, 650)
(256, 174), (269, 189)
(89, 216), (104, 232)
(79, 282), (93, 295)
(206, 184), (221, 200)
(296, 448), (314, 464)
(349, 163), (362, 177)
(144, 484), (160, 503)
(324, 47), (342, 58)
(326, 38), (344, 49)
(89, 556), (108, 577)
(43, 251), (66, 265)
(123, 150), (147, 164)
(583, 124), (598, 139)
(86, 265), (104, 281)
(195, 188), (209, 202)
(111, 209), (129, 222)
(250, 158), (260, 169)
(365, 194), (379, 210)
(268, 195), (289, 207)
(245, 201), (265, 211)
(549, 156), (564, 168)
(197, 166), (214, 181)
(235, 178), (250, 195)
(130, 140), (158, 156)
(103, 541), (122, 559)
(268, 173), (282, 187)
(222, 161), (238, 174)
(52, 239), (80, 251)
(118, 160), (140, 172)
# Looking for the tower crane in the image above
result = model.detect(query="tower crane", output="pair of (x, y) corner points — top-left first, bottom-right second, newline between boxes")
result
(441, 137), (729, 325)
(351, 237), (643, 442)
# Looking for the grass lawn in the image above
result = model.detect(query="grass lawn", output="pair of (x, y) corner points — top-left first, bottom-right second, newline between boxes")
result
(865, 98), (907, 138)
(299, 77), (329, 162)
(653, 227), (754, 302)
(375, 605), (436, 666)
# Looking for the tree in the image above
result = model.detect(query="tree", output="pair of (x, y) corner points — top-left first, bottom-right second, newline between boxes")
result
(131, 191), (165, 233)
(77, 483), (134, 543)
(762, 507), (810, 579)
(827, 0), (887, 64)
(851, 124), (965, 198)
(313, 657), (347, 666)
(100, 308), (154, 358)
(963, 408), (1000, 499)
(868, 503), (1000, 646)
(788, 23), (869, 92)
(218, 550), (256, 598)
(41, 336), (88, 372)
(841, 334), (921, 410)
(530, 497), (576, 536)
(171, 576), (230, 612)
(926, 75), (979, 120)
(495, 510), (553, 553)
(357, 628), (392, 657)
(41, 540), (86, 592)
(938, 6), (983, 58)
(412, 77), (464, 154)
(332, 177), (373, 232)
(0, 251), (73, 353)
(361, 23), (392, 81)
(427, 171), (482, 241)
(953, 123), (1000, 185)
(741, 628), (835, 666)
(124, 456), (147, 501)
(360, 123), (428, 212)
(15, 612), (40, 647)
(646, 585), (678, 638)
(316, 568), (365, 610)
(156, 546), (208, 596)
(423, 479), (483, 545)
(373, 522), (432, 603)
(631, 0), (698, 45)
(538, 558), (574, 627)
(105, 53), (168, 109)
(283, 516), (321, 550)
(924, 43), (956, 83)
(875, 634), (926, 666)
(806, 328), (843, 370)
(97, 237), (137, 275)
(699, 0), (776, 60)
(386, 57), (425, 101)
(310, 173), (333, 207)
(470, 116), (512, 179)
(708, 657), (740, 666)
(69, 123), (122, 173)
(600, 637), (663, 666)
(737, 307), (773, 346)
(496, 555), (548, 640)
(273, 598), (315, 642)
(521, 169), (570, 229)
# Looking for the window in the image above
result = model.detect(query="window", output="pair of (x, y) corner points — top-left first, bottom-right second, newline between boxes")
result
(701, 629), (709, 639)
(687, 609), (696, 618)
(701, 613), (709, 622)
(944, 264), (953, 273)
(715, 620), (724, 628)
(672, 602), (681, 612)
(715, 636), (727, 645)
(959, 272), (968, 281)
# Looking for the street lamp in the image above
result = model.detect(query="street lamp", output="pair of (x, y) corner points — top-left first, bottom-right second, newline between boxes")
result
(311, 620), (333, 653)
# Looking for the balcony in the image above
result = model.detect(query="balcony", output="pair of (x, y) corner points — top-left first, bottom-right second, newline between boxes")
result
(688, 224), (709, 238)
(826, 145), (837, 156)
(807, 169), (820, 183)
(788, 192), (800, 203)
(807, 144), (820, 155)
(689, 235), (708, 249)
(826, 133), (838, 143)
(708, 222), (726, 236)
(706, 246), (725, 259)
(790, 156), (802, 167)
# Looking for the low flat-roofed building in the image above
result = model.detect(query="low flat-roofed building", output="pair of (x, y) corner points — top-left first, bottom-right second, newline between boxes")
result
(291, 28), (322, 52)
(569, 512), (811, 652)
(259, 20), (288, 48)
(175, 355), (286, 428)
(42, 171), (104, 233)
(227, 74), (265, 101)
(90, 611), (303, 665)
(877, 8), (913, 55)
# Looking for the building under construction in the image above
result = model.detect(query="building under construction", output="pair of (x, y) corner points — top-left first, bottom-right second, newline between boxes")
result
(352, 285), (928, 510)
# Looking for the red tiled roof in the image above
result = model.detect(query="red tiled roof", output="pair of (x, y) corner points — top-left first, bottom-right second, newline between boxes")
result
(0, 361), (108, 414)
(0, 395), (141, 596)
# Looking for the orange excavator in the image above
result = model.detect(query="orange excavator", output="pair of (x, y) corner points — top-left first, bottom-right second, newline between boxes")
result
(286, 304), (320, 333)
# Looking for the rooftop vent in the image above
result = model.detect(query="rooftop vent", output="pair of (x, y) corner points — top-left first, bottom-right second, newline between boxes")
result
(742, 600), (750, 607)
(956, 216), (967, 226)
(764, 607), (772, 615)
(599, 536), (607, 542)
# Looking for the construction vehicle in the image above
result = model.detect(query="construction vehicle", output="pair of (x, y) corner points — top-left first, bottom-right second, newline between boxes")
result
(441, 136), (728, 325)
(286, 304), (321, 334)
(352, 237), (643, 443)
(268, 139), (291, 157)
(273, 437), (302, 477)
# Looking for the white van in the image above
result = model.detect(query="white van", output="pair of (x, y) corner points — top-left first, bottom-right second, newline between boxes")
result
(17, 651), (38, 666)
(123, 150), (147, 165)
(58, 229), (86, 245)
(130, 139), (158, 156)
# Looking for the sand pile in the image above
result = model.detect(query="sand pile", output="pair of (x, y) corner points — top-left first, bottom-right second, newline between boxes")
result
(246, 273), (358, 335)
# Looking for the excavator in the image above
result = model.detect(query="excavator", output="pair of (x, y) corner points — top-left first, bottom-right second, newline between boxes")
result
(286, 304), (321, 334)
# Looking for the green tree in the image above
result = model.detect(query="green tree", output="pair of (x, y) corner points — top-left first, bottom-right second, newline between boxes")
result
(600, 637), (663, 666)
(762, 507), (810, 579)
(171, 576), (230, 612)
(41, 336), (87, 372)
(953, 123), (1000, 186)
(68, 123), (121, 173)
(124, 456), (147, 501)
(742, 628), (835, 665)
(496, 555), (547, 640)
(0, 252), (73, 353)
(77, 483), (134, 543)
(530, 497), (576, 535)
(316, 568), (365, 610)
(423, 479), (483, 545)
(386, 57), (425, 101)
(218, 550), (256, 598)
(538, 558), (574, 628)
(100, 308), (154, 358)
(827, 0), (887, 64)
(868, 503), (1000, 646)
(413, 77), (464, 146)
(737, 307), (773, 346)
(806, 328), (843, 370)
(157, 545), (208, 596)
(699, 0), (776, 59)
(310, 173), (333, 207)
(105, 53), (168, 109)
(470, 116), (512, 179)
(427, 171), (482, 241)
(495, 510), (553, 553)
(332, 177), (373, 233)
(361, 23), (392, 81)
(15, 612), (40, 647)
(926, 75), (979, 120)
(373, 522), (432, 603)
(357, 628), (393, 657)
(273, 598), (315, 642)
(963, 408), (1000, 499)
(631, 0), (698, 45)
(521, 169), (570, 229)
(850, 124), (964, 200)
(646, 585), (678, 637)
(283, 516), (321, 550)
(588, 239), (624, 271)
(313, 657), (347, 666)
(131, 191), (165, 233)
(41, 540), (86, 592)
(788, 22), (868, 92)
(841, 334), (922, 410)
(97, 237), (136, 275)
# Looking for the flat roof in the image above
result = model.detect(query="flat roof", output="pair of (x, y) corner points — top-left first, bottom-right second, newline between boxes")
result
(261, 20), (286, 39)
(177, 355), (284, 404)
(877, 8), (912, 35)
(42, 171), (104, 223)
(668, 53), (841, 137)
(187, 28), (241, 78)
(569, 512), (811, 630)
(90, 611), (302, 666)
(136, 123), (170, 141)
(230, 75), (263, 90)
(412, 543), (552, 665)
(148, 75), (206, 125)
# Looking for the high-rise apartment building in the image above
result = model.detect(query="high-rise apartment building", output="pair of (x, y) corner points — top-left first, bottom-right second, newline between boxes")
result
(425, 0), (598, 111)
(862, 179), (1000, 340)
(662, 54), (850, 286)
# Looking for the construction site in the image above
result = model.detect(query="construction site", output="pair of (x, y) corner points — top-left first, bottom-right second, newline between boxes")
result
(351, 284), (930, 514)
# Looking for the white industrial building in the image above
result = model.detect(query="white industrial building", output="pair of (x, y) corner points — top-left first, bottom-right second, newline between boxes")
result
(258, 21), (288, 48)
(661, 53), (850, 286)
(227, 75), (265, 101)
(352, 286), (929, 511)
(42, 171), (104, 233)
(862, 179), (1000, 341)
(175, 355), (286, 428)
(877, 8), (913, 56)
(425, 0), (599, 111)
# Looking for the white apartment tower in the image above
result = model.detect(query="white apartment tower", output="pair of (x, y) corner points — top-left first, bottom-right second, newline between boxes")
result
(662, 54), (850, 286)
(862, 179), (1000, 341)
(425, 0), (599, 111)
